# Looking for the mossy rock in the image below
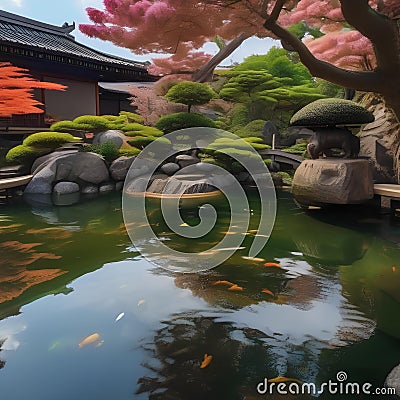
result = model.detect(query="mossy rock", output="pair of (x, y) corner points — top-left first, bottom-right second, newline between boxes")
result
(290, 98), (374, 127)
(23, 132), (81, 148)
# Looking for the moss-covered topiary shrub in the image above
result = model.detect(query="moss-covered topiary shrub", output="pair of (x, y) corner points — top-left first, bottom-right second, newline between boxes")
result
(119, 111), (145, 124)
(121, 124), (164, 137)
(119, 147), (141, 157)
(127, 136), (171, 150)
(282, 142), (308, 155)
(229, 104), (250, 128)
(290, 98), (375, 127)
(6, 145), (49, 165)
(73, 116), (111, 131)
(235, 120), (267, 138)
(155, 112), (216, 134)
(50, 120), (92, 132)
(23, 132), (81, 148)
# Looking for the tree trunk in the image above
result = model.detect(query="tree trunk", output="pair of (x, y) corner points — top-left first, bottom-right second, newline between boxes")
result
(192, 33), (249, 83)
(356, 92), (400, 183)
(188, 104), (192, 113)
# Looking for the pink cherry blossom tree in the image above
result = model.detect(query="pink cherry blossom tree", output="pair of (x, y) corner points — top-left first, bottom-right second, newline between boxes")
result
(80, 1), (400, 118)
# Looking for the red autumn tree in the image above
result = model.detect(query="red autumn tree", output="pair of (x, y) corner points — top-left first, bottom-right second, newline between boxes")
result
(0, 62), (66, 117)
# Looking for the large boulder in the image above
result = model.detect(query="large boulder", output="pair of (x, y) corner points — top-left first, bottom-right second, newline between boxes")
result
(110, 156), (135, 181)
(292, 159), (374, 205)
(385, 364), (400, 399)
(25, 152), (109, 195)
(93, 130), (125, 149)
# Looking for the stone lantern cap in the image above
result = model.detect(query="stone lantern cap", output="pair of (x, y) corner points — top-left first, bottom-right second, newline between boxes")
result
(290, 98), (375, 127)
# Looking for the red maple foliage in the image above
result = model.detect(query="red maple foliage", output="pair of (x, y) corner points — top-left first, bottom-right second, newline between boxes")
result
(0, 62), (66, 117)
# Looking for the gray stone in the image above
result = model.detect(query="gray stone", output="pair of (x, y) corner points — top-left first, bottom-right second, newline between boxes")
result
(115, 181), (124, 191)
(110, 156), (135, 181)
(161, 162), (180, 176)
(147, 179), (168, 193)
(99, 183), (115, 193)
(385, 364), (400, 398)
(194, 162), (216, 172)
(25, 162), (58, 194)
(125, 177), (148, 194)
(31, 150), (77, 175)
(81, 184), (99, 195)
(175, 154), (200, 168)
(53, 181), (80, 195)
(292, 159), (374, 205)
(93, 130), (125, 149)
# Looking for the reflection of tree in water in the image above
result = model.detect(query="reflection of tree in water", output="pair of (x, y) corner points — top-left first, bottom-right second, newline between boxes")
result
(136, 312), (316, 400)
(0, 339), (5, 370)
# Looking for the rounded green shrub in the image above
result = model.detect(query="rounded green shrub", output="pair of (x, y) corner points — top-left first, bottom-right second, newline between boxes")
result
(119, 111), (145, 124)
(229, 104), (250, 128)
(23, 132), (81, 148)
(243, 137), (264, 144)
(290, 98), (375, 127)
(6, 145), (49, 165)
(50, 120), (91, 132)
(155, 112), (216, 134)
(235, 120), (267, 138)
(119, 147), (141, 157)
(73, 116), (110, 131)
(127, 136), (171, 150)
(122, 124), (163, 137)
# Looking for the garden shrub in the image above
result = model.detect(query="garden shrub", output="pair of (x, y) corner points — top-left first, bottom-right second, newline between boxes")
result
(155, 112), (216, 134)
(119, 147), (141, 157)
(282, 142), (308, 155)
(73, 116), (110, 131)
(127, 136), (171, 150)
(122, 124), (163, 137)
(80, 141), (120, 162)
(50, 120), (92, 132)
(6, 145), (49, 165)
(120, 111), (145, 124)
(23, 132), (81, 148)
(235, 120), (267, 138)
(229, 104), (250, 128)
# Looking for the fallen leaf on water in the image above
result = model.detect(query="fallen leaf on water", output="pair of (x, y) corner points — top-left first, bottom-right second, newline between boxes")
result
(222, 231), (237, 235)
(228, 285), (244, 291)
(78, 333), (100, 348)
(268, 376), (302, 384)
(242, 256), (265, 262)
(200, 354), (213, 369)
(115, 312), (125, 322)
(95, 340), (104, 348)
(247, 229), (258, 233)
(138, 300), (146, 307)
(392, 266), (397, 273)
(264, 262), (281, 268)
(261, 289), (274, 297)
(180, 223), (189, 227)
(213, 280), (235, 286)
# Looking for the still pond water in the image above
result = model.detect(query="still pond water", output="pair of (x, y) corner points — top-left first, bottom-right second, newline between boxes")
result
(0, 191), (399, 399)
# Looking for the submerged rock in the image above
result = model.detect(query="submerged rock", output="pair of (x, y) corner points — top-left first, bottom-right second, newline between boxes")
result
(53, 182), (80, 195)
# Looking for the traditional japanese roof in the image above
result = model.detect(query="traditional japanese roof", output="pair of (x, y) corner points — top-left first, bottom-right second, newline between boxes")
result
(0, 10), (153, 81)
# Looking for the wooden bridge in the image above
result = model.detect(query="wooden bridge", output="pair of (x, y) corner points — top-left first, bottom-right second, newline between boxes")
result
(259, 149), (304, 170)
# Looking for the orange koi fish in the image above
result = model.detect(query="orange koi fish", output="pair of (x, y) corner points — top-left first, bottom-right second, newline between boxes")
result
(200, 354), (213, 369)
(268, 376), (302, 384)
(261, 289), (274, 297)
(264, 262), (281, 268)
(78, 333), (100, 348)
(213, 280), (235, 286)
(228, 285), (244, 291)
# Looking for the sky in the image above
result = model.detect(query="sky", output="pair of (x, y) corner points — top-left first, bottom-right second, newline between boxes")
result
(0, 0), (278, 65)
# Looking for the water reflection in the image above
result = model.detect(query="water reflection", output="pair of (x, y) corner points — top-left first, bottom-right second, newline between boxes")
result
(0, 192), (399, 400)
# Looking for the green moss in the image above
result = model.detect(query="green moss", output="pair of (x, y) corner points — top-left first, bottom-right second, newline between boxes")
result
(73, 116), (110, 131)
(119, 111), (145, 124)
(6, 145), (49, 165)
(155, 112), (216, 134)
(282, 142), (308, 154)
(23, 132), (81, 148)
(290, 98), (375, 126)
(119, 147), (141, 157)
(277, 171), (293, 186)
(50, 120), (90, 132)
(127, 136), (171, 150)
(122, 125), (163, 137)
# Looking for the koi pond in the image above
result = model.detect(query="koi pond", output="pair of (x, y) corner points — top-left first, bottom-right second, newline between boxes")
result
(0, 191), (399, 399)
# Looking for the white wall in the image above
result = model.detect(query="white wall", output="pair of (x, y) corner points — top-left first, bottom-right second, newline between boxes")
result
(43, 77), (97, 121)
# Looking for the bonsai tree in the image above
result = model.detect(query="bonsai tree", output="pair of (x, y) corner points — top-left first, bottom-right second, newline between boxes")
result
(165, 82), (216, 113)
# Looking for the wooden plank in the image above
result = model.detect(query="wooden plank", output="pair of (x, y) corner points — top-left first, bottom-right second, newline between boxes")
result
(0, 175), (33, 190)
(374, 184), (400, 198)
